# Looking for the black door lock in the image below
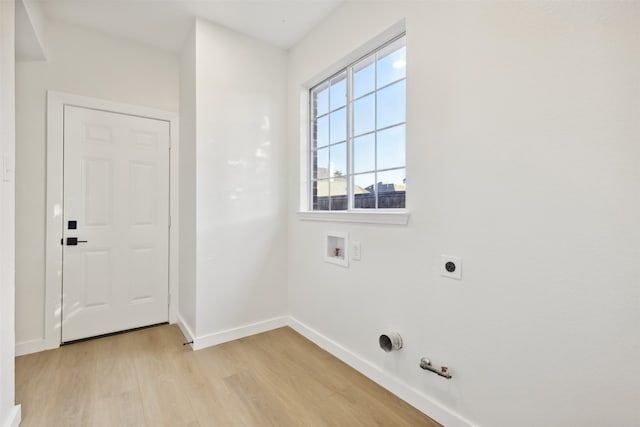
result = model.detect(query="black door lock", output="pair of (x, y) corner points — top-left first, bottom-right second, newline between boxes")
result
(66, 237), (88, 246)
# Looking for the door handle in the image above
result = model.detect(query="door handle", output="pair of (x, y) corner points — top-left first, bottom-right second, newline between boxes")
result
(66, 237), (88, 246)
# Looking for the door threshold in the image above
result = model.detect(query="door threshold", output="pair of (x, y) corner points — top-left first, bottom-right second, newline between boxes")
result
(61, 322), (169, 346)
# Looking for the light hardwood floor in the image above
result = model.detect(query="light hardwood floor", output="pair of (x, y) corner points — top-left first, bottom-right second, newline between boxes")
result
(16, 325), (440, 427)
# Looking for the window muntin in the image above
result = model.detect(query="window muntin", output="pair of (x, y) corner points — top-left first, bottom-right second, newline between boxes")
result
(310, 35), (406, 211)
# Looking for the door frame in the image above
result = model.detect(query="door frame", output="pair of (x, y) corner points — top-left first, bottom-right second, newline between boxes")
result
(43, 91), (179, 351)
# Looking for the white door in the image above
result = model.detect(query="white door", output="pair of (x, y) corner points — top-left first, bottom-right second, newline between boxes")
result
(61, 106), (170, 342)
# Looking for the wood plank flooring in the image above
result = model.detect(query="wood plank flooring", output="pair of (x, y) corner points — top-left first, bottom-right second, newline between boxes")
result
(16, 325), (440, 427)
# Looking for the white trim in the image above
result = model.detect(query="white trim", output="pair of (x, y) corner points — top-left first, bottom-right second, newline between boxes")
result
(168, 111), (180, 324)
(299, 20), (408, 217)
(288, 317), (477, 427)
(15, 338), (48, 357)
(0, 3), (17, 425)
(297, 210), (409, 225)
(180, 315), (471, 425)
(192, 316), (289, 351)
(176, 313), (195, 349)
(44, 91), (63, 351)
(2, 405), (21, 427)
(303, 19), (406, 89)
(298, 88), (311, 211)
(45, 91), (179, 351)
(20, 310), (473, 426)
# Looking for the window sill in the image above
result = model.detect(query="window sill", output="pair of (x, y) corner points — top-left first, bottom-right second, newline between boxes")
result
(297, 210), (410, 225)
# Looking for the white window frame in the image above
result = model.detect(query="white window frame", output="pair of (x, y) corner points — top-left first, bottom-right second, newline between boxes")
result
(297, 21), (409, 225)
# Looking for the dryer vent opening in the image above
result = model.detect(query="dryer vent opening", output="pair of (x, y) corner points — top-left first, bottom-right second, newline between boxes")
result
(379, 332), (403, 352)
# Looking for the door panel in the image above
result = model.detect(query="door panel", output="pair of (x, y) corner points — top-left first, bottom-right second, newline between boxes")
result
(83, 249), (111, 307)
(84, 158), (112, 226)
(62, 106), (169, 342)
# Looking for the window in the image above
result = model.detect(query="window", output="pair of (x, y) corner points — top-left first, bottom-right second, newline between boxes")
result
(310, 35), (406, 211)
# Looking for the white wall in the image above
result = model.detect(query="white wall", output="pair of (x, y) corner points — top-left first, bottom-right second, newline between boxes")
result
(191, 18), (288, 342)
(15, 0), (46, 61)
(16, 15), (288, 352)
(20, 0), (46, 54)
(15, 20), (179, 350)
(0, 1), (20, 425)
(287, 2), (640, 427)
(179, 25), (197, 336)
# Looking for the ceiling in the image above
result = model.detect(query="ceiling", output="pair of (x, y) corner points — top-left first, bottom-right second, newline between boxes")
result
(36, 0), (344, 52)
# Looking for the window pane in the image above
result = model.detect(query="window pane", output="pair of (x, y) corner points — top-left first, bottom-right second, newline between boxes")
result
(376, 125), (405, 171)
(353, 56), (375, 98)
(314, 179), (330, 210)
(329, 107), (346, 144)
(353, 173), (376, 209)
(313, 83), (329, 116)
(330, 73), (347, 111)
(353, 134), (375, 174)
(377, 38), (406, 88)
(329, 176), (348, 210)
(315, 115), (329, 148)
(377, 80), (405, 129)
(310, 35), (407, 212)
(315, 147), (329, 179)
(376, 169), (406, 209)
(353, 94), (375, 137)
(330, 142), (347, 177)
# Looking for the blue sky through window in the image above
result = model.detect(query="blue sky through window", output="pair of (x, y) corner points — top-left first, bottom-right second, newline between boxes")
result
(311, 35), (406, 209)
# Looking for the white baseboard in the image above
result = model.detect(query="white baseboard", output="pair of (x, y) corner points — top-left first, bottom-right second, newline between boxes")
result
(175, 313), (195, 348)
(2, 404), (21, 427)
(18, 313), (473, 426)
(192, 316), (288, 351)
(288, 317), (476, 427)
(15, 338), (55, 357)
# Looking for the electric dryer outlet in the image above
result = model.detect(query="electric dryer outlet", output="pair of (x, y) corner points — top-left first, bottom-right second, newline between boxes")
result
(440, 255), (462, 280)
